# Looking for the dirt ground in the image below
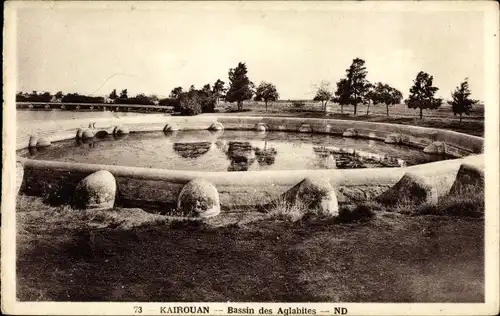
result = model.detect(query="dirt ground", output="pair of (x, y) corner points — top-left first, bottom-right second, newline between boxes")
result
(16, 196), (483, 302)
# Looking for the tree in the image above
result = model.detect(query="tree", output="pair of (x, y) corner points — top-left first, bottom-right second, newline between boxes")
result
(254, 81), (279, 112)
(173, 86), (217, 115)
(55, 91), (64, 101)
(313, 81), (333, 113)
(363, 82), (374, 115)
(332, 58), (370, 115)
(196, 86), (217, 113)
(249, 81), (256, 96)
(169, 87), (183, 99)
(202, 84), (211, 93)
(366, 82), (403, 116)
(133, 93), (154, 105)
(212, 79), (226, 104)
(61, 93), (104, 104)
(345, 58), (370, 115)
(448, 78), (478, 123)
(187, 85), (198, 99)
(23, 91), (52, 102)
(109, 89), (118, 100)
(406, 71), (442, 119)
(226, 62), (253, 111)
(16, 92), (28, 102)
(386, 86), (403, 116)
(120, 89), (128, 99)
(149, 94), (159, 104)
(332, 78), (350, 114)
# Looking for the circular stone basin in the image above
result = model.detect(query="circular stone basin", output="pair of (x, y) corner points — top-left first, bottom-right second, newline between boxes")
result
(18, 130), (451, 171)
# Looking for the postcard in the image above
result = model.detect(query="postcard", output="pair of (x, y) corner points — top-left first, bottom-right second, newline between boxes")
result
(2, 1), (499, 315)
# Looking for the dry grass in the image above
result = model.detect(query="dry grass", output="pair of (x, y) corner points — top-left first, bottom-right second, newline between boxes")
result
(265, 198), (376, 224)
(219, 101), (484, 120)
(16, 194), (484, 302)
(17, 195), (182, 233)
(415, 187), (484, 218)
(214, 101), (484, 136)
(265, 198), (311, 222)
(352, 186), (484, 218)
(265, 198), (338, 222)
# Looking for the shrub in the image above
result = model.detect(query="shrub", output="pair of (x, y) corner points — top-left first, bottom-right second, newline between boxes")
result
(18, 91), (53, 102)
(114, 94), (155, 105)
(172, 90), (216, 115)
(159, 98), (181, 112)
(179, 93), (202, 116)
(198, 92), (216, 113)
(61, 93), (105, 104)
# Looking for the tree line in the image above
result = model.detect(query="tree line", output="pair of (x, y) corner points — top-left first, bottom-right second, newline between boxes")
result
(15, 89), (160, 105)
(16, 59), (478, 121)
(165, 62), (279, 115)
(313, 57), (478, 120)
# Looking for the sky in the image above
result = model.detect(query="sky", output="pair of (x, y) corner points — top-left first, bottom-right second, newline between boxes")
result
(16, 2), (485, 100)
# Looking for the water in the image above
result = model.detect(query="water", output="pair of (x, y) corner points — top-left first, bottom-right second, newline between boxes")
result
(17, 109), (147, 123)
(19, 130), (449, 171)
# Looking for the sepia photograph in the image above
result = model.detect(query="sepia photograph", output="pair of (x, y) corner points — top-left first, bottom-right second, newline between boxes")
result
(2, 1), (499, 315)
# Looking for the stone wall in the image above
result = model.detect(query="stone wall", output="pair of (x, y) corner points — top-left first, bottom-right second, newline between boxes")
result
(17, 115), (484, 212)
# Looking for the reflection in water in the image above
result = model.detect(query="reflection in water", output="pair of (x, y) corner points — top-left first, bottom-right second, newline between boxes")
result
(226, 141), (256, 171)
(76, 138), (98, 148)
(254, 141), (278, 167)
(21, 129), (443, 172)
(215, 140), (228, 153)
(313, 146), (406, 169)
(173, 142), (212, 159)
(312, 147), (337, 169)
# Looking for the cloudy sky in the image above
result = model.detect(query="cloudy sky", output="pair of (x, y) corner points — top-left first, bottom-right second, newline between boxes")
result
(16, 1), (486, 100)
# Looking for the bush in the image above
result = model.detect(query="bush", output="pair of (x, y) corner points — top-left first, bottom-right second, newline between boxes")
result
(175, 90), (216, 115)
(17, 92), (53, 102)
(61, 93), (104, 103)
(159, 98), (181, 112)
(198, 92), (216, 113)
(114, 94), (155, 105)
(179, 93), (202, 116)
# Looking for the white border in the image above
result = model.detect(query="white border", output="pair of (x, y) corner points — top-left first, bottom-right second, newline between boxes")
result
(2, 1), (499, 315)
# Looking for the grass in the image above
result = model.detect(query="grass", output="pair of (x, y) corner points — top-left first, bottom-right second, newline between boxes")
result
(414, 186), (484, 218)
(265, 198), (334, 222)
(16, 193), (484, 302)
(212, 101), (484, 136)
(265, 198), (375, 224)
